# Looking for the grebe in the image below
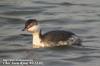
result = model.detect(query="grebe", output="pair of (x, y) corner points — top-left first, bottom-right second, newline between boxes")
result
(22, 19), (81, 48)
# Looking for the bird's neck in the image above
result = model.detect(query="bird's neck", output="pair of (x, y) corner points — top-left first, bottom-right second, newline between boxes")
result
(32, 30), (44, 48)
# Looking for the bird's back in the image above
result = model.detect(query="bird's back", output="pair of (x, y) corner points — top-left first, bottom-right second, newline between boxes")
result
(42, 30), (74, 42)
(41, 30), (81, 46)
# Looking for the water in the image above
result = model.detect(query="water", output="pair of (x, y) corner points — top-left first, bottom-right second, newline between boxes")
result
(0, 0), (100, 66)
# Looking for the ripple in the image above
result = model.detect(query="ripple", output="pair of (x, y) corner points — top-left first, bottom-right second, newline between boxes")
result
(0, 17), (25, 25)
(0, 49), (31, 53)
(63, 55), (100, 62)
(0, 55), (11, 59)
(45, 60), (74, 66)
(8, 44), (24, 47)
(85, 36), (99, 39)
(62, 56), (88, 62)
(60, 2), (100, 7)
(0, 4), (13, 7)
(2, 10), (44, 16)
(34, 1), (58, 5)
(60, 2), (75, 6)
(2, 34), (31, 41)
(81, 19), (100, 22)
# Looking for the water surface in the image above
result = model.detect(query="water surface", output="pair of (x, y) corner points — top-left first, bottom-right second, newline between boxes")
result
(0, 0), (100, 66)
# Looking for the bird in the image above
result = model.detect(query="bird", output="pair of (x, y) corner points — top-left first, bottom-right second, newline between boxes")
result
(22, 19), (81, 48)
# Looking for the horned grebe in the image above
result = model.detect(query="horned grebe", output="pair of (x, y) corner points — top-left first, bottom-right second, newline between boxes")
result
(22, 19), (81, 48)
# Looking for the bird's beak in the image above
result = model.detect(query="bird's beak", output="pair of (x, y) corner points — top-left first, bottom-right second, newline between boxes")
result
(22, 27), (26, 31)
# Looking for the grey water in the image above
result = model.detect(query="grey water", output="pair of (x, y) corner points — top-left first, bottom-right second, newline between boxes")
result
(0, 0), (100, 66)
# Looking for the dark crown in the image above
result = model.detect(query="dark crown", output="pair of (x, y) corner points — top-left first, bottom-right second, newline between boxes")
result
(25, 19), (38, 26)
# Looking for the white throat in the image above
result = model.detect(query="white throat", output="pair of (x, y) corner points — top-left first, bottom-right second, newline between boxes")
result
(32, 32), (41, 46)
